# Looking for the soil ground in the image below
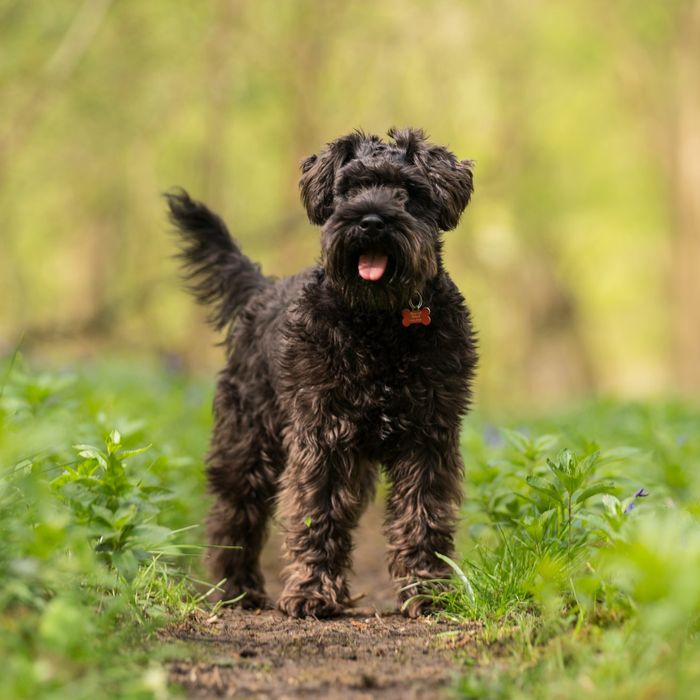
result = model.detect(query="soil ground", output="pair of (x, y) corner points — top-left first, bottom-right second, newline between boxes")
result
(166, 502), (478, 699)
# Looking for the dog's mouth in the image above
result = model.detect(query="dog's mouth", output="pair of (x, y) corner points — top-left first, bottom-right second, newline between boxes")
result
(357, 251), (389, 282)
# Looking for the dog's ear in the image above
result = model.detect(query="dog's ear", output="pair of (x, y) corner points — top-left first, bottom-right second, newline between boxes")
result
(388, 128), (473, 230)
(299, 133), (361, 225)
(421, 147), (474, 231)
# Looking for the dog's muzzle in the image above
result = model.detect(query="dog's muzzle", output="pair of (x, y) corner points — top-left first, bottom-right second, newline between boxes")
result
(356, 215), (389, 281)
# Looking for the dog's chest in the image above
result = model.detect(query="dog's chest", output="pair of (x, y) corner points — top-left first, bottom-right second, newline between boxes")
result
(280, 284), (474, 455)
(321, 322), (447, 446)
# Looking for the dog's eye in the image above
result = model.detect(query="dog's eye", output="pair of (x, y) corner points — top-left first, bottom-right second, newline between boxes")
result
(404, 180), (433, 206)
(334, 181), (356, 199)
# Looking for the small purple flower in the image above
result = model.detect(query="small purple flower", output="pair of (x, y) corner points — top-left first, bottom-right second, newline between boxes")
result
(624, 487), (649, 514)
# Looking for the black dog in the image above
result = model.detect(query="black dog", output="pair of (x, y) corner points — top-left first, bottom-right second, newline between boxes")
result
(167, 127), (477, 618)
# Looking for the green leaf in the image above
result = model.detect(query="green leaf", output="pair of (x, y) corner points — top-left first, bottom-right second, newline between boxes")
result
(547, 452), (580, 493)
(131, 524), (174, 548)
(73, 445), (108, 468)
(112, 549), (139, 579)
(436, 552), (475, 604)
(502, 428), (531, 454)
(576, 451), (601, 476)
(91, 505), (116, 523)
(601, 494), (621, 511)
(120, 444), (152, 460)
(598, 446), (639, 465)
(574, 481), (617, 504)
(534, 434), (559, 453)
(526, 476), (561, 503)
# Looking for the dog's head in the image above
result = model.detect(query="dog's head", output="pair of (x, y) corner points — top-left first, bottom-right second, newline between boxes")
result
(299, 128), (473, 309)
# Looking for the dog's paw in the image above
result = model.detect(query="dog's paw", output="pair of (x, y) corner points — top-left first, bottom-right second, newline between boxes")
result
(397, 577), (448, 618)
(278, 566), (350, 619)
(277, 592), (345, 619)
(212, 581), (272, 610)
(278, 584), (347, 619)
(401, 594), (440, 619)
(238, 588), (273, 610)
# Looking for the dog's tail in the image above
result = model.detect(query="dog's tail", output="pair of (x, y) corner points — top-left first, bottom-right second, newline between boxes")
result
(165, 189), (268, 330)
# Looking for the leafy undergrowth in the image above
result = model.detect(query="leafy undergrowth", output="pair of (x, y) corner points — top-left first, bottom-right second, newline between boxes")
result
(3, 354), (699, 699)
(435, 401), (700, 699)
(0, 353), (212, 699)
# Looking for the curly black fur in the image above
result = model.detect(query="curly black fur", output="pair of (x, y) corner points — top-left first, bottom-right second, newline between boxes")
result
(167, 127), (478, 618)
(165, 189), (268, 331)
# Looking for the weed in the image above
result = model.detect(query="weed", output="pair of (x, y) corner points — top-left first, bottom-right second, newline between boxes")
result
(438, 404), (700, 699)
(0, 354), (211, 699)
(3, 354), (700, 699)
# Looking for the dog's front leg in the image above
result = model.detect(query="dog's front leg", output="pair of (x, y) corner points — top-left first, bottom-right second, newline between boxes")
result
(385, 429), (464, 618)
(277, 436), (374, 619)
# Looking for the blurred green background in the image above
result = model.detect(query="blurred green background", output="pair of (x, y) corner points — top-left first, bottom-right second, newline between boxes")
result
(1, 0), (699, 409)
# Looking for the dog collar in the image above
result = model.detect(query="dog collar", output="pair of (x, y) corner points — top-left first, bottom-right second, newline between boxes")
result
(401, 291), (431, 327)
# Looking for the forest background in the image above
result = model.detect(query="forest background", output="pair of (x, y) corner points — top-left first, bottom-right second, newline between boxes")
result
(1, 0), (699, 410)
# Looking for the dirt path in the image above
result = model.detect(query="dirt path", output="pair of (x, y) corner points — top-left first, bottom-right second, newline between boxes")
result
(166, 503), (475, 699)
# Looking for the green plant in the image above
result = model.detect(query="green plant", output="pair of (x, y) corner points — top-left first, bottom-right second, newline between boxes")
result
(0, 354), (211, 699)
(441, 403), (700, 700)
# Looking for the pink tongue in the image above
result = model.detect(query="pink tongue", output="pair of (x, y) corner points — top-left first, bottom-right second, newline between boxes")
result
(358, 253), (388, 281)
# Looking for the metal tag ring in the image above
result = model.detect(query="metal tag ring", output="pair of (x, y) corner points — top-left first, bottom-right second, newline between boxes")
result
(408, 292), (423, 310)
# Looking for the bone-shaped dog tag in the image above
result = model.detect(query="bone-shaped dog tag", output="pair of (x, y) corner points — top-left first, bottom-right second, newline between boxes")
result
(401, 292), (431, 327)
(401, 307), (431, 327)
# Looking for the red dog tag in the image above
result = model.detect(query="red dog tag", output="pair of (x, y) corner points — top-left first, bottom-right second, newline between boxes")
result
(401, 307), (431, 327)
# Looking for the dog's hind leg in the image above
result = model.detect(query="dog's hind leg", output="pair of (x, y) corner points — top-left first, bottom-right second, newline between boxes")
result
(204, 376), (281, 609)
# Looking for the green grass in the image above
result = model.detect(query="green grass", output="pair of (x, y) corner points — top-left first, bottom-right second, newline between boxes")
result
(2, 355), (699, 699)
(440, 401), (700, 699)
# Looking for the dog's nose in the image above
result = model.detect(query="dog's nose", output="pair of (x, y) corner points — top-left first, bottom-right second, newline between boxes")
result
(359, 214), (385, 232)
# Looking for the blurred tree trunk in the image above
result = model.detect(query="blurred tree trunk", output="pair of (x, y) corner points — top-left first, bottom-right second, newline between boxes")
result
(670, 0), (700, 390)
(479, 1), (598, 400)
(285, 1), (326, 173)
(602, 0), (700, 391)
(0, 0), (112, 336)
(201, 1), (242, 205)
(268, 1), (345, 270)
(0, 0), (112, 183)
